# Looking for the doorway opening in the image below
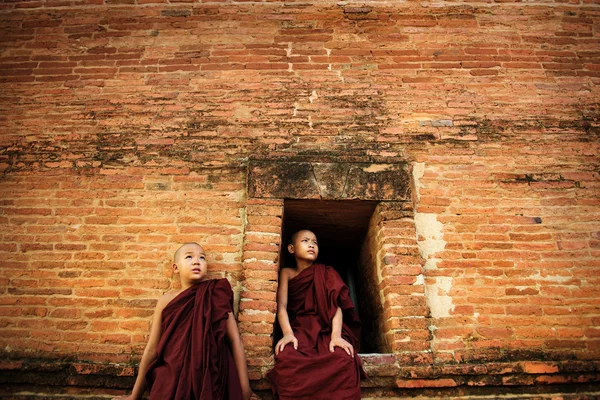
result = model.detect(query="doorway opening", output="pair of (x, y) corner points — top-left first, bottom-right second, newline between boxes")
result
(280, 199), (385, 353)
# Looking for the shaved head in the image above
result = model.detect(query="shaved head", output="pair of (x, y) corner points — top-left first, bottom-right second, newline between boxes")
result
(290, 230), (315, 246)
(174, 242), (203, 263)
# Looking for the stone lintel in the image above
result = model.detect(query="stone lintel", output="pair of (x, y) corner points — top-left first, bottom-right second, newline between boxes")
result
(247, 160), (411, 201)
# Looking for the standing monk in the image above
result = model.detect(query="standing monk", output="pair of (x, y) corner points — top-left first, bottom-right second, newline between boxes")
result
(267, 230), (366, 400)
(113, 242), (253, 400)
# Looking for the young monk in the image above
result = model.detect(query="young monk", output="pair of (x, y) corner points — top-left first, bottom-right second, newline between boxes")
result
(267, 230), (366, 400)
(113, 242), (253, 400)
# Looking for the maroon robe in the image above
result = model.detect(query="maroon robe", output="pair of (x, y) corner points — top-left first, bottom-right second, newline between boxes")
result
(145, 278), (242, 400)
(268, 263), (366, 400)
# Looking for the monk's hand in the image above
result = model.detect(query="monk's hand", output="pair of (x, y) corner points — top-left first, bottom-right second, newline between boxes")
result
(111, 396), (134, 400)
(243, 388), (258, 400)
(275, 333), (298, 355)
(329, 336), (354, 357)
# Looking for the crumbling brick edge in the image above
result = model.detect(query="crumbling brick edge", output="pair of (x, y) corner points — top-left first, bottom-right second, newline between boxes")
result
(1, 356), (599, 394)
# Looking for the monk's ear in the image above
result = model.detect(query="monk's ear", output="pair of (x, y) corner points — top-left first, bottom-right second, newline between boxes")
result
(287, 243), (295, 254)
(172, 262), (179, 274)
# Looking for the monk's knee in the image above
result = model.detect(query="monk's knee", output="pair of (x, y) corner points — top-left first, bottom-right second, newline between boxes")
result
(274, 348), (298, 364)
(330, 348), (355, 365)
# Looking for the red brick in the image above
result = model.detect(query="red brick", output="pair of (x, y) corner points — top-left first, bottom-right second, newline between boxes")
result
(477, 327), (514, 338)
(396, 378), (458, 388)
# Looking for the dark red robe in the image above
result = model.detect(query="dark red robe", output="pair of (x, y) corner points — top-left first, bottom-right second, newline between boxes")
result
(145, 278), (242, 400)
(268, 263), (366, 400)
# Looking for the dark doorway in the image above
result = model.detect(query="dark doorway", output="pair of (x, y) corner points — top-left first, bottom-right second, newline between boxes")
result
(280, 199), (382, 353)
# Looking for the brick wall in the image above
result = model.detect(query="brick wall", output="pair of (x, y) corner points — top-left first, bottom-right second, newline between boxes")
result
(1, 1), (599, 398)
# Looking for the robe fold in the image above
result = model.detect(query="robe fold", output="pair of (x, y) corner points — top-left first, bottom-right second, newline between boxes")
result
(145, 278), (242, 400)
(268, 263), (366, 400)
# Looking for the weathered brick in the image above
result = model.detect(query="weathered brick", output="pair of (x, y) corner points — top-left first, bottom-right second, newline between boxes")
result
(0, 2), (599, 396)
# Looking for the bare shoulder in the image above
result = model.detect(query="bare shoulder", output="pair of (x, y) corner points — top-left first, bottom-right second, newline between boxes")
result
(279, 267), (296, 281)
(155, 290), (180, 311)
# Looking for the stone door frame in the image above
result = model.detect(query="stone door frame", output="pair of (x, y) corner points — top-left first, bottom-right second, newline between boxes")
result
(239, 160), (431, 383)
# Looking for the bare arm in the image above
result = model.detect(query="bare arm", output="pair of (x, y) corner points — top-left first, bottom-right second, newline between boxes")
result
(329, 306), (354, 357)
(275, 268), (298, 355)
(226, 312), (253, 400)
(113, 294), (170, 400)
(331, 306), (344, 339)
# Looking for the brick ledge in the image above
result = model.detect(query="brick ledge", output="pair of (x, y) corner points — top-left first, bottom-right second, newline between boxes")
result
(1, 355), (599, 392)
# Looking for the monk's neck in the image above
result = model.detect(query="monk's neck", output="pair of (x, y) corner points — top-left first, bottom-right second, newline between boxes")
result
(180, 279), (207, 291)
(295, 259), (314, 272)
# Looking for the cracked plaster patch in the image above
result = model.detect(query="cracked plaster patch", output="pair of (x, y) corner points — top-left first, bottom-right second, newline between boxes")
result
(425, 276), (454, 319)
(412, 162), (453, 318)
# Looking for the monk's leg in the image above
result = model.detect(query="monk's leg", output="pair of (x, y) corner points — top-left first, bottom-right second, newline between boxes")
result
(269, 347), (360, 400)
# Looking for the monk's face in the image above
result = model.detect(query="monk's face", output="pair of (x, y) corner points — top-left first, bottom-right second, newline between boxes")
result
(288, 230), (319, 262)
(173, 243), (207, 283)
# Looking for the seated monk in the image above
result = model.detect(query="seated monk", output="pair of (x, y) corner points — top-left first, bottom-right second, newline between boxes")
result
(113, 242), (253, 400)
(267, 230), (366, 400)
